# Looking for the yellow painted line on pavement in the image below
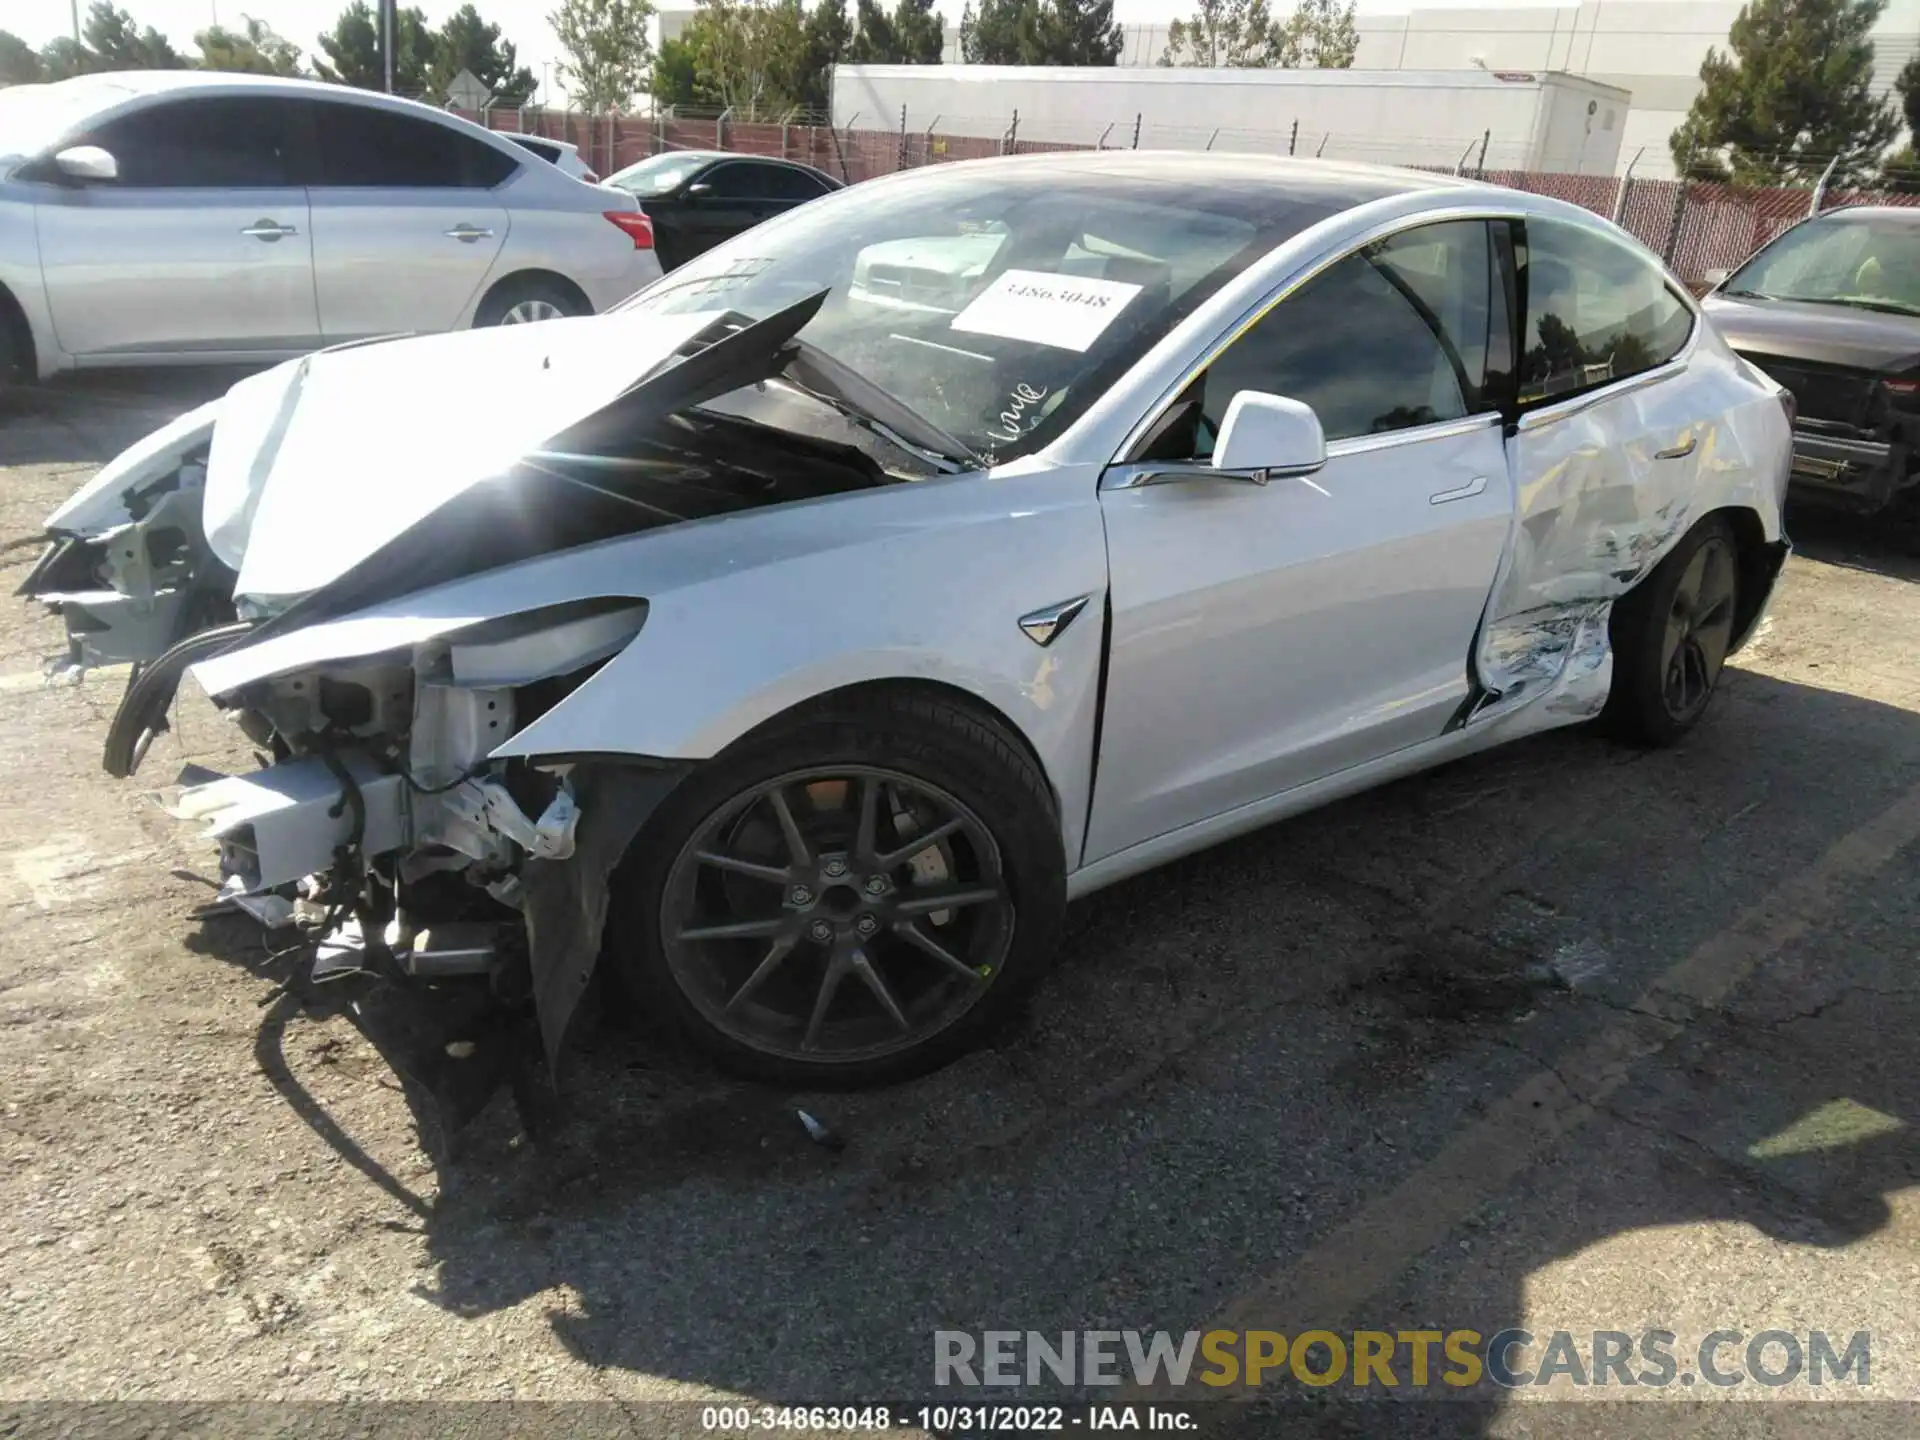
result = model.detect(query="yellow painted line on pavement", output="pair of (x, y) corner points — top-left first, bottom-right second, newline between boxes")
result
(1134, 778), (1920, 1401)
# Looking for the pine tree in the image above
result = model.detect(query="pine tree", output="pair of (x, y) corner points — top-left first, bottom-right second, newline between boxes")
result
(1670, 0), (1897, 187)
(958, 0), (1116, 64)
(0, 30), (42, 84)
(314, 2), (435, 93)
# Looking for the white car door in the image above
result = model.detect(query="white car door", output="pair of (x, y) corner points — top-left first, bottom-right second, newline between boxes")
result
(303, 98), (512, 339)
(1086, 219), (1517, 864)
(31, 93), (318, 359)
(1476, 217), (1708, 711)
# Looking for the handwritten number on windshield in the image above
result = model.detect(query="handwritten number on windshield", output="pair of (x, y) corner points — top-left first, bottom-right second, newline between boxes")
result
(988, 383), (1050, 445)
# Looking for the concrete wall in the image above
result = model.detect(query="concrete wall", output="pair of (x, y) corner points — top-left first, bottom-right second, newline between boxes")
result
(831, 65), (1628, 173)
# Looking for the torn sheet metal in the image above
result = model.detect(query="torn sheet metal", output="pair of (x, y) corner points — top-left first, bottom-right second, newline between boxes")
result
(163, 752), (407, 893)
(44, 400), (219, 535)
(520, 761), (689, 1070)
(1468, 340), (1787, 724)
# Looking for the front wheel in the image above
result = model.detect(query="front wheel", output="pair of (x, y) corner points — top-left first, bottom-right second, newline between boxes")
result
(609, 691), (1066, 1086)
(1601, 514), (1741, 746)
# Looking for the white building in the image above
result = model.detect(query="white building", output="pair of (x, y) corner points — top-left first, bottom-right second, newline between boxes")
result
(834, 64), (1630, 173)
(1103, 0), (1920, 177)
(649, 0), (1920, 176)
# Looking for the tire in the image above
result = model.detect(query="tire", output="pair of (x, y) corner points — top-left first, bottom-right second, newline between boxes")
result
(608, 689), (1066, 1087)
(1600, 514), (1741, 747)
(473, 275), (590, 327)
(0, 314), (18, 398)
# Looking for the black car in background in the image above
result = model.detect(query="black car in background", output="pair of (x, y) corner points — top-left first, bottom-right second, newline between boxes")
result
(602, 151), (843, 272)
(1704, 205), (1920, 529)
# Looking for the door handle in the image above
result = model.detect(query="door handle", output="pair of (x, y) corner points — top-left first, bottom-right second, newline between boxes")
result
(445, 224), (494, 242)
(1429, 475), (1488, 505)
(1655, 433), (1698, 460)
(241, 220), (297, 241)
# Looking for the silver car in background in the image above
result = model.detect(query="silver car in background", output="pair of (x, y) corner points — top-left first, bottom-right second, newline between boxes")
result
(0, 72), (661, 385)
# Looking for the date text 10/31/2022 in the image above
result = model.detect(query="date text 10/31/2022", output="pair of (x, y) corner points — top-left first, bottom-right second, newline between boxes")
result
(699, 1405), (1196, 1431)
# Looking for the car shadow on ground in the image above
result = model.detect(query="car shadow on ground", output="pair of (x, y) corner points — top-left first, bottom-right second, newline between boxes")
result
(1785, 503), (1920, 584)
(0, 369), (254, 472)
(180, 663), (1920, 1432)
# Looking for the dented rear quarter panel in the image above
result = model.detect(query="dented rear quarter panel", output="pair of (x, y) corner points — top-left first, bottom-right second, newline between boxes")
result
(1476, 321), (1789, 714)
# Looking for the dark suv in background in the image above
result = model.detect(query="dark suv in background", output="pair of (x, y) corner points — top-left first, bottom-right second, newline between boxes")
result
(1704, 205), (1920, 533)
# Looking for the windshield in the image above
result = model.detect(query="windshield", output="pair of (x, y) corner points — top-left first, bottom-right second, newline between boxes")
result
(1725, 213), (1920, 314)
(616, 162), (1334, 462)
(0, 77), (131, 164)
(606, 151), (724, 196)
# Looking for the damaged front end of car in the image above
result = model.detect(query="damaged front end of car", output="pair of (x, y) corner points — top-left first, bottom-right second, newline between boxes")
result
(154, 597), (677, 1063)
(18, 400), (233, 682)
(27, 288), (949, 1068)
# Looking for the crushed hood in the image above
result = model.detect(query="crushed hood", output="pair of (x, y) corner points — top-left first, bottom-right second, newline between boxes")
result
(201, 311), (723, 609)
(1704, 294), (1920, 373)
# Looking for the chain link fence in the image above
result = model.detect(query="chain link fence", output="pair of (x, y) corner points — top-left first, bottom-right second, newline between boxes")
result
(464, 105), (1920, 289)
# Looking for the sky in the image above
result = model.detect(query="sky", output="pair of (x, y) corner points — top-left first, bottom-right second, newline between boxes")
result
(9, 0), (1579, 103)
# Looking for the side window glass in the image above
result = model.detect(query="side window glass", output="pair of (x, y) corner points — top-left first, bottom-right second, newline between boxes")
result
(703, 163), (763, 199)
(760, 165), (826, 200)
(1519, 219), (1693, 405)
(85, 98), (297, 187)
(312, 103), (516, 188)
(1178, 220), (1499, 451)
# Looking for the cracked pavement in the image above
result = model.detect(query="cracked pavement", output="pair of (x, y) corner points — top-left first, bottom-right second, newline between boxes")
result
(0, 373), (1917, 1435)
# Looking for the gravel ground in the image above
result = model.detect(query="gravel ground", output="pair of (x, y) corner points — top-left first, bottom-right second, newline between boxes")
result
(1, 372), (1917, 1438)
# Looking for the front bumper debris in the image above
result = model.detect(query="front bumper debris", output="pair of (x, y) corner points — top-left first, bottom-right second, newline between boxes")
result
(1787, 426), (1910, 512)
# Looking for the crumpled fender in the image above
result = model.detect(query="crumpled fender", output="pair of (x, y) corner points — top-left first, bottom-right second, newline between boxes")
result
(192, 459), (1112, 866)
(44, 399), (221, 536)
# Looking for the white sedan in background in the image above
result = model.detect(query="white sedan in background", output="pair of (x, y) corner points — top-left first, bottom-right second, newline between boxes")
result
(0, 71), (660, 388)
(24, 154), (1792, 1087)
(503, 133), (600, 184)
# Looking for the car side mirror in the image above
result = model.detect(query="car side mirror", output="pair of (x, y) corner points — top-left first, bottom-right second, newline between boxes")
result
(54, 145), (118, 183)
(1703, 268), (1732, 290)
(685, 180), (712, 198)
(1214, 391), (1326, 479)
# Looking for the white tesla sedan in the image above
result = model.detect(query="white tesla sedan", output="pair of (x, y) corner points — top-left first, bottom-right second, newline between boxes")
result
(24, 154), (1793, 1085)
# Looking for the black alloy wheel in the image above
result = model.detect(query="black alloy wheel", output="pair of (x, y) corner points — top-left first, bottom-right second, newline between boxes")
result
(1601, 513), (1743, 746)
(661, 766), (1013, 1064)
(1657, 530), (1738, 726)
(613, 689), (1066, 1085)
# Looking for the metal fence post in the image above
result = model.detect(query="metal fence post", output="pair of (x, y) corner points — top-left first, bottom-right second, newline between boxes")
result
(1289, 119), (1298, 156)
(1315, 133), (1329, 157)
(1096, 121), (1113, 150)
(831, 115), (853, 183)
(1810, 154), (1840, 217)
(717, 106), (730, 149)
(1610, 147), (1643, 225)
(898, 103), (908, 170)
(1131, 112), (1142, 149)
(1003, 110), (1018, 156)
(1662, 150), (1693, 267)
(1475, 128), (1490, 178)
